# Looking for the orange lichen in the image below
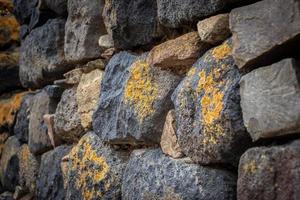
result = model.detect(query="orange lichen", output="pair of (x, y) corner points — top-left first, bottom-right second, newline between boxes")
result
(242, 160), (257, 174)
(124, 60), (158, 122)
(211, 42), (231, 60)
(0, 15), (20, 42)
(0, 92), (27, 127)
(68, 137), (110, 200)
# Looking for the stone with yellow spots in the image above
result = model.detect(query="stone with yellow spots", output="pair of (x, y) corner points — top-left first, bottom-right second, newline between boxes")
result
(17, 144), (39, 193)
(36, 145), (72, 200)
(172, 39), (251, 166)
(238, 140), (300, 200)
(93, 52), (181, 145)
(64, 132), (129, 200)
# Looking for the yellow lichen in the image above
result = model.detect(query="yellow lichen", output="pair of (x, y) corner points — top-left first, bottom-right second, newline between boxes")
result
(124, 60), (158, 122)
(211, 42), (231, 60)
(68, 138), (110, 200)
(242, 160), (257, 174)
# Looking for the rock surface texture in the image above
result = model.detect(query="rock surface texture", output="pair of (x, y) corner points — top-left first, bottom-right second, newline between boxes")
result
(240, 58), (300, 141)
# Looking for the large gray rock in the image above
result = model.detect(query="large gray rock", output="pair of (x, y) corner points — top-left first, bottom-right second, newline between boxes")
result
(14, 93), (35, 143)
(172, 39), (251, 166)
(158, 0), (240, 28)
(36, 145), (71, 200)
(19, 18), (71, 89)
(93, 52), (181, 145)
(103, 0), (163, 50)
(28, 87), (60, 155)
(54, 87), (85, 143)
(230, 0), (300, 70)
(64, 132), (129, 200)
(240, 58), (300, 141)
(64, 0), (106, 63)
(122, 149), (236, 200)
(13, 0), (38, 25)
(238, 140), (300, 200)
(0, 136), (20, 192)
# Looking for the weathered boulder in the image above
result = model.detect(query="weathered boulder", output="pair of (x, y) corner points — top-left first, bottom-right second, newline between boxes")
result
(240, 58), (300, 141)
(158, 0), (239, 28)
(98, 34), (114, 50)
(172, 40), (251, 166)
(197, 14), (230, 45)
(93, 52), (181, 145)
(0, 92), (26, 133)
(238, 140), (300, 200)
(160, 110), (184, 158)
(28, 87), (60, 155)
(64, 132), (129, 200)
(14, 93), (35, 143)
(123, 149), (236, 200)
(146, 31), (211, 75)
(38, 0), (67, 16)
(103, 0), (163, 50)
(19, 18), (71, 89)
(230, 0), (300, 70)
(64, 0), (106, 63)
(0, 15), (19, 48)
(54, 87), (85, 143)
(36, 145), (71, 200)
(12, 0), (38, 25)
(0, 136), (20, 191)
(0, 51), (22, 95)
(17, 144), (39, 193)
(76, 69), (103, 130)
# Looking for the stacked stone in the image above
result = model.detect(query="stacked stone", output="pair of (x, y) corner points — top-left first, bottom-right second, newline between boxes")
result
(0, 0), (299, 199)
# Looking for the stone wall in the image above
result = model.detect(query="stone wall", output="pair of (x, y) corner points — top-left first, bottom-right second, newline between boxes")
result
(0, 0), (299, 199)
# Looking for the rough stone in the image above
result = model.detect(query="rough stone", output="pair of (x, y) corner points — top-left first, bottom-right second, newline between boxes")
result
(0, 51), (22, 94)
(93, 52), (181, 145)
(12, 0), (38, 25)
(160, 110), (184, 158)
(0, 192), (13, 200)
(76, 69), (103, 130)
(229, 0), (300, 70)
(43, 114), (61, 147)
(197, 14), (230, 45)
(14, 93), (35, 143)
(17, 144), (39, 193)
(28, 7), (56, 32)
(146, 31), (211, 75)
(54, 87), (85, 143)
(0, 0), (13, 12)
(158, 0), (240, 28)
(12, 186), (27, 200)
(0, 133), (8, 158)
(172, 39), (251, 166)
(64, 132), (129, 200)
(38, 0), (67, 16)
(240, 58), (300, 141)
(64, 0), (106, 63)
(98, 34), (114, 50)
(103, 0), (163, 50)
(36, 145), (71, 200)
(123, 149), (236, 200)
(0, 15), (19, 48)
(28, 87), (60, 155)
(0, 92), (26, 133)
(19, 18), (70, 89)
(0, 136), (20, 191)
(238, 140), (300, 200)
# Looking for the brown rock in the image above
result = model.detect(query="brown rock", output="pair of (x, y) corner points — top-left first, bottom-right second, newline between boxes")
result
(147, 32), (211, 75)
(0, 15), (19, 48)
(160, 110), (184, 158)
(197, 14), (230, 45)
(76, 69), (103, 130)
(0, 133), (8, 157)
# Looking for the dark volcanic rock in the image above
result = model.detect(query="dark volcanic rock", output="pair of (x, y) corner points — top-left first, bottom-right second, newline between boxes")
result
(172, 39), (251, 166)
(158, 0), (239, 28)
(103, 0), (163, 50)
(93, 52), (181, 145)
(36, 145), (71, 200)
(229, 0), (300, 70)
(19, 18), (71, 89)
(238, 140), (300, 200)
(240, 58), (300, 141)
(13, 0), (38, 25)
(54, 87), (85, 143)
(122, 149), (236, 200)
(28, 87), (60, 155)
(0, 51), (22, 94)
(64, 0), (106, 62)
(14, 93), (35, 143)
(64, 132), (128, 200)
(0, 136), (20, 192)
